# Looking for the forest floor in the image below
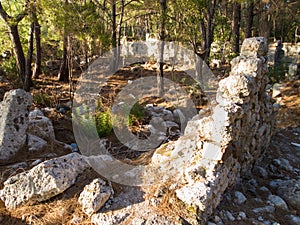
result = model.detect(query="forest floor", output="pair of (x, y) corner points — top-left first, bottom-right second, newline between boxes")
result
(0, 65), (299, 225)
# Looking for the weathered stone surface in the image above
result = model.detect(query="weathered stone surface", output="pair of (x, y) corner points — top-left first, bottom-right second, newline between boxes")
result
(252, 205), (275, 214)
(234, 191), (247, 205)
(27, 134), (47, 151)
(267, 194), (288, 210)
(0, 89), (32, 160)
(29, 108), (44, 118)
(91, 211), (130, 225)
(269, 179), (300, 209)
(28, 114), (55, 141)
(0, 153), (89, 210)
(78, 178), (113, 216)
(241, 37), (268, 57)
(272, 83), (286, 98)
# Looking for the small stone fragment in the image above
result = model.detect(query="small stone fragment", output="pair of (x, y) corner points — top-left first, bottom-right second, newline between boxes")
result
(252, 205), (275, 214)
(267, 194), (288, 210)
(234, 191), (247, 204)
(78, 178), (113, 216)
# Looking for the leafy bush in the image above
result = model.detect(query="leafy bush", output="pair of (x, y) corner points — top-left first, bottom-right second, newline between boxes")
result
(0, 58), (17, 76)
(33, 91), (51, 107)
(95, 110), (113, 137)
(128, 101), (146, 126)
(73, 99), (146, 138)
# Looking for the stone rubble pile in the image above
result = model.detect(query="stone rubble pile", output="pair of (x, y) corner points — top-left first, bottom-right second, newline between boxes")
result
(208, 129), (300, 225)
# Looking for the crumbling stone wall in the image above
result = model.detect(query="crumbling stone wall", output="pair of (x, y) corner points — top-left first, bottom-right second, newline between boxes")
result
(151, 37), (275, 224)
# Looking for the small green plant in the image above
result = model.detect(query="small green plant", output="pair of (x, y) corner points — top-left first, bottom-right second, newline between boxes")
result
(33, 91), (51, 107)
(73, 103), (113, 138)
(128, 101), (146, 126)
(0, 57), (17, 76)
(95, 110), (113, 137)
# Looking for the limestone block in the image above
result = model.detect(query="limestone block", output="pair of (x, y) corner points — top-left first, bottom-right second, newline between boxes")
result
(202, 142), (223, 161)
(0, 153), (89, 210)
(0, 89), (32, 160)
(241, 37), (268, 57)
(28, 114), (55, 141)
(217, 75), (254, 104)
(231, 56), (263, 78)
(78, 178), (113, 216)
(27, 134), (47, 151)
(176, 181), (209, 211)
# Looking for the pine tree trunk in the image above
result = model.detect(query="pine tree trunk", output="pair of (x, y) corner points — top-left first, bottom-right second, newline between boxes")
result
(245, 0), (254, 38)
(33, 11), (42, 79)
(111, 0), (117, 70)
(0, 3), (26, 83)
(232, 2), (241, 54)
(58, 34), (69, 82)
(58, 0), (69, 82)
(9, 25), (26, 82)
(24, 22), (34, 91)
(157, 0), (167, 97)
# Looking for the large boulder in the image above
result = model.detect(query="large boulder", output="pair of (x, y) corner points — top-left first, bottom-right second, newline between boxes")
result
(0, 153), (89, 210)
(0, 89), (32, 160)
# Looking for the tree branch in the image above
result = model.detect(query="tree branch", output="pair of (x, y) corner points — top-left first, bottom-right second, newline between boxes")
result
(0, 3), (10, 22)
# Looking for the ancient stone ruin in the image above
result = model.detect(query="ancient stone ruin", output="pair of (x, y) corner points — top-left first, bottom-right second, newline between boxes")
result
(0, 37), (276, 225)
(148, 37), (275, 224)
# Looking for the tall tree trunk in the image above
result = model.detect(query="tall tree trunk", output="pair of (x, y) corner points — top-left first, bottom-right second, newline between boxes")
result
(258, 2), (271, 40)
(198, 0), (218, 63)
(58, 0), (69, 82)
(8, 25), (26, 82)
(58, 33), (69, 82)
(232, 2), (241, 54)
(244, 0), (254, 38)
(33, 9), (42, 78)
(157, 0), (167, 97)
(111, 0), (117, 70)
(0, 3), (27, 83)
(24, 21), (34, 91)
(116, 0), (125, 69)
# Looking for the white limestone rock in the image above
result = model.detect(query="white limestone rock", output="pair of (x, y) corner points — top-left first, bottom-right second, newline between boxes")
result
(29, 108), (44, 118)
(175, 181), (209, 211)
(0, 89), (32, 160)
(0, 153), (89, 210)
(28, 114), (55, 141)
(91, 211), (130, 225)
(240, 37), (268, 57)
(78, 178), (113, 216)
(27, 134), (47, 151)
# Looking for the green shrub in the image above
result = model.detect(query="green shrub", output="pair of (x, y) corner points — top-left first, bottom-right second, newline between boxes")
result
(0, 58), (17, 76)
(33, 91), (51, 107)
(95, 110), (113, 137)
(128, 101), (146, 126)
(73, 104), (113, 138)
